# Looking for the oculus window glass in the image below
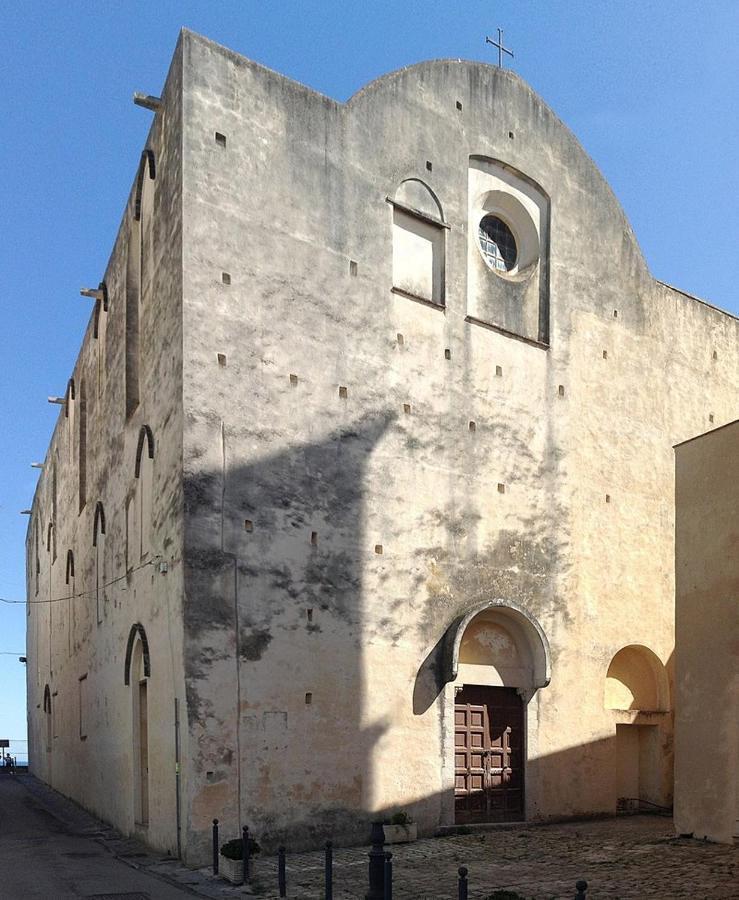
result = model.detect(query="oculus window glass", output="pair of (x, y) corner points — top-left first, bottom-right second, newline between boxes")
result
(478, 215), (517, 272)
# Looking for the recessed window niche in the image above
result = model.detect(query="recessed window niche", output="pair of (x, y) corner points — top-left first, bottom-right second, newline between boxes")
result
(389, 179), (446, 308)
(466, 156), (550, 345)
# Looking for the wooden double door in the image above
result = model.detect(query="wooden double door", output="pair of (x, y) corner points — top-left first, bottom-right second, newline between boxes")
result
(454, 685), (524, 823)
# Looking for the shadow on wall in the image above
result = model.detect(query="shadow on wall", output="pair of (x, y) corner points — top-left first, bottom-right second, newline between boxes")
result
(183, 409), (401, 856)
(180, 407), (674, 857)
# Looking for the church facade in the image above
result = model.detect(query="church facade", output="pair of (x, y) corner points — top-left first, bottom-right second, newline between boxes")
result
(26, 30), (739, 863)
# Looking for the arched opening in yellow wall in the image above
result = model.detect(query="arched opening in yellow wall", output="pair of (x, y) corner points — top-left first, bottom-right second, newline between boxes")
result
(604, 645), (671, 811)
(604, 644), (669, 713)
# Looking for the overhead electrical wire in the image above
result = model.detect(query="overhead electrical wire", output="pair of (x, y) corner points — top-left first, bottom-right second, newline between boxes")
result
(0, 556), (163, 606)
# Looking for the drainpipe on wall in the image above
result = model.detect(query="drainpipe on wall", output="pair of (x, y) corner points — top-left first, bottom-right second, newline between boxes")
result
(175, 697), (182, 858)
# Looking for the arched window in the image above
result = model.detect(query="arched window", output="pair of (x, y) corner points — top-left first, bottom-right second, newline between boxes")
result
(65, 550), (75, 657)
(135, 150), (155, 304)
(126, 150), (155, 419)
(65, 378), (76, 456)
(34, 517), (40, 598)
(78, 380), (87, 511)
(93, 282), (109, 397)
(65, 377), (76, 415)
(135, 425), (155, 560)
(93, 501), (106, 625)
(390, 178), (446, 307)
(125, 623), (151, 825)
(46, 516), (57, 675)
(51, 455), (58, 564)
(43, 684), (52, 754)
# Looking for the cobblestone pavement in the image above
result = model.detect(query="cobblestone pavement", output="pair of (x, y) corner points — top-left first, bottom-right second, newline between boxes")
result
(246, 816), (738, 899)
(10, 777), (738, 899)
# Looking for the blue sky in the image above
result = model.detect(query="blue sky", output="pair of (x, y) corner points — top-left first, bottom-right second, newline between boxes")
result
(1, 1), (737, 761)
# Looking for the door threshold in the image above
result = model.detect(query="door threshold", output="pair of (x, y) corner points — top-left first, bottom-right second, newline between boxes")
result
(439, 820), (526, 836)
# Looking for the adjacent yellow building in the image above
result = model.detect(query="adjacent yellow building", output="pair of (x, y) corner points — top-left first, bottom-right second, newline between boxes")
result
(674, 420), (739, 844)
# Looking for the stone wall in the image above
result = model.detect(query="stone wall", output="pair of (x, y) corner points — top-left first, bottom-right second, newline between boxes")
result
(26, 36), (186, 857)
(26, 29), (739, 864)
(178, 31), (739, 855)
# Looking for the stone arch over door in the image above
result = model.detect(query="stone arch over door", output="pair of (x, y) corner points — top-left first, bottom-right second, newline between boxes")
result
(443, 599), (551, 696)
(440, 600), (551, 825)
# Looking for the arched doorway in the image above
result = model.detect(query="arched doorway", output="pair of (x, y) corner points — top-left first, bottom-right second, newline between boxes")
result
(442, 600), (550, 823)
(604, 644), (670, 811)
(125, 624), (151, 826)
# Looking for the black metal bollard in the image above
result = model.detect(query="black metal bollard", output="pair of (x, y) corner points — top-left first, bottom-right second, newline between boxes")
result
(324, 840), (333, 900)
(383, 851), (393, 900)
(242, 825), (251, 882)
(575, 879), (588, 899)
(458, 866), (468, 900)
(212, 819), (219, 875)
(365, 821), (386, 900)
(278, 845), (287, 897)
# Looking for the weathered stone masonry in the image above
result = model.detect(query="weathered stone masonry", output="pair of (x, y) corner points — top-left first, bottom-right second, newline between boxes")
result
(27, 29), (738, 864)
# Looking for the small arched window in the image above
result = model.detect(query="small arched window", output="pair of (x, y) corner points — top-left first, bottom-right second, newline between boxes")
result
(126, 151), (155, 419)
(390, 178), (447, 307)
(51, 455), (58, 563)
(93, 502), (106, 625)
(65, 378), (76, 415)
(34, 517), (41, 597)
(66, 550), (75, 657)
(134, 426), (155, 560)
(93, 282), (109, 397)
(66, 378), (76, 456)
(78, 380), (87, 512)
(43, 684), (52, 753)
(46, 520), (56, 563)
(65, 548), (75, 583)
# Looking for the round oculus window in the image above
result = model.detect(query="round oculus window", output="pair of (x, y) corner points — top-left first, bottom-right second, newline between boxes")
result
(478, 215), (517, 273)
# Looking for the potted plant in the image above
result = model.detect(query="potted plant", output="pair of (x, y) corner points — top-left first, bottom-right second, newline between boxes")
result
(382, 811), (417, 844)
(219, 835), (261, 884)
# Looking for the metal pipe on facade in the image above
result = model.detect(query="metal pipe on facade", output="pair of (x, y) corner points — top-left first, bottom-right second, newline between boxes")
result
(278, 845), (287, 896)
(324, 840), (333, 900)
(242, 825), (251, 882)
(212, 819), (219, 875)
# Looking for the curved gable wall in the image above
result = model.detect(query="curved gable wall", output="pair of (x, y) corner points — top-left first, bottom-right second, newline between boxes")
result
(182, 30), (739, 854)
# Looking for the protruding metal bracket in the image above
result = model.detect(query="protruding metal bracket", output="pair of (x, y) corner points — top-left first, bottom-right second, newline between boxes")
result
(133, 92), (161, 111)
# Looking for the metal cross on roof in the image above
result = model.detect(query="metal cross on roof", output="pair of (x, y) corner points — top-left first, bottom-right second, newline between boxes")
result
(486, 28), (514, 68)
